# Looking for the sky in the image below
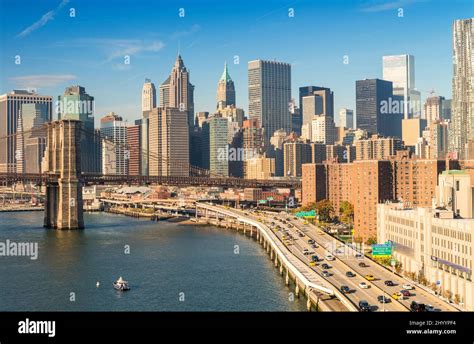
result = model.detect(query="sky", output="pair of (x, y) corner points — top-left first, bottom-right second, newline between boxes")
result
(0, 0), (473, 126)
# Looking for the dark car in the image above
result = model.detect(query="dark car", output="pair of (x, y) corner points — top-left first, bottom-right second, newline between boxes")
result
(384, 280), (395, 286)
(340, 285), (350, 294)
(401, 290), (411, 297)
(377, 295), (391, 303)
(307, 239), (315, 244)
(311, 255), (319, 262)
(410, 301), (426, 312)
(359, 300), (371, 312)
(346, 271), (356, 277)
(321, 263), (331, 269)
(358, 262), (368, 267)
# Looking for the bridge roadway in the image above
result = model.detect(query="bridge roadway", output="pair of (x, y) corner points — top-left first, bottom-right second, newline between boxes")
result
(0, 173), (301, 189)
(197, 203), (357, 311)
(270, 211), (459, 312)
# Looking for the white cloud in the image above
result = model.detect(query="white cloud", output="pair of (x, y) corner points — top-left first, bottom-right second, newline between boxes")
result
(16, 0), (69, 38)
(9, 74), (76, 88)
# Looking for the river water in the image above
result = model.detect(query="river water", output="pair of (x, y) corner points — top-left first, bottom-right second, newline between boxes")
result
(0, 211), (305, 311)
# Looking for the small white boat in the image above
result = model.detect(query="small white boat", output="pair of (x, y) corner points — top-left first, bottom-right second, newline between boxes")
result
(113, 276), (130, 291)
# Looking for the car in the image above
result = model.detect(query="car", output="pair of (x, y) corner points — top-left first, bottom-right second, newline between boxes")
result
(303, 248), (309, 253)
(384, 280), (395, 286)
(309, 261), (316, 267)
(307, 239), (315, 244)
(358, 262), (368, 267)
(340, 285), (350, 294)
(322, 270), (330, 277)
(364, 274), (375, 281)
(298, 233), (305, 237)
(377, 295), (391, 303)
(425, 305), (440, 312)
(311, 244), (319, 249)
(400, 290), (411, 297)
(303, 251), (311, 256)
(402, 284), (415, 290)
(410, 301), (426, 312)
(359, 282), (369, 289)
(321, 263), (331, 269)
(358, 300), (371, 312)
(325, 254), (335, 261)
(392, 292), (404, 300)
(355, 253), (364, 259)
(311, 255), (320, 262)
(346, 271), (356, 278)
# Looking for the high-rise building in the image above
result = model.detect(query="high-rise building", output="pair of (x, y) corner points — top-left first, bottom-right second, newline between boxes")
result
(356, 78), (402, 138)
(302, 94), (323, 127)
(402, 118), (427, 147)
(248, 60), (291, 146)
(382, 54), (420, 119)
(299, 86), (334, 122)
(127, 124), (141, 176)
(450, 18), (474, 159)
(424, 96), (445, 124)
(269, 129), (288, 176)
(160, 55), (195, 128)
(141, 79), (156, 116)
(242, 119), (264, 157)
(58, 85), (100, 173)
(355, 134), (404, 160)
(0, 90), (52, 173)
(217, 62), (236, 109)
(283, 141), (312, 177)
(427, 120), (449, 159)
(311, 115), (336, 144)
(301, 163), (327, 206)
(100, 112), (128, 175)
(339, 108), (354, 129)
(15, 103), (49, 174)
(245, 155), (275, 179)
(148, 107), (189, 177)
(209, 115), (229, 177)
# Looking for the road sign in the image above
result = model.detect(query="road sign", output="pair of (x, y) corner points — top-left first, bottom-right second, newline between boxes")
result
(295, 210), (316, 218)
(258, 200), (267, 204)
(372, 244), (392, 257)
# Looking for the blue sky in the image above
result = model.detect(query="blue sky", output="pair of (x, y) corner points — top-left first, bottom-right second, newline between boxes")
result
(0, 0), (472, 125)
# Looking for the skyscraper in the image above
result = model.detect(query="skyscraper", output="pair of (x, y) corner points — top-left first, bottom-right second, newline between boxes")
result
(100, 112), (128, 175)
(0, 90), (52, 173)
(127, 123), (141, 176)
(209, 115), (229, 177)
(141, 79), (156, 116)
(299, 86), (334, 122)
(248, 60), (291, 146)
(58, 85), (100, 172)
(356, 79), (401, 138)
(450, 18), (474, 159)
(16, 103), (49, 173)
(339, 108), (354, 129)
(382, 54), (420, 119)
(217, 62), (236, 109)
(160, 54), (195, 128)
(148, 107), (189, 177)
(424, 96), (445, 124)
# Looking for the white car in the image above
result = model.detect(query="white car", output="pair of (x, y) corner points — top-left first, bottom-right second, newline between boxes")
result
(359, 282), (370, 289)
(325, 254), (335, 261)
(402, 284), (415, 290)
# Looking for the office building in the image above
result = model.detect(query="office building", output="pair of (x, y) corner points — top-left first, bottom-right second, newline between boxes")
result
(402, 118), (427, 147)
(100, 112), (128, 175)
(382, 54), (420, 119)
(0, 90), (52, 173)
(127, 124), (141, 175)
(339, 108), (354, 129)
(424, 96), (445, 124)
(160, 54), (195, 128)
(245, 155), (275, 179)
(311, 115), (336, 144)
(209, 115), (229, 177)
(283, 141), (312, 177)
(248, 60), (291, 146)
(141, 79), (156, 116)
(356, 78), (402, 138)
(217, 62), (236, 109)
(355, 134), (404, 160)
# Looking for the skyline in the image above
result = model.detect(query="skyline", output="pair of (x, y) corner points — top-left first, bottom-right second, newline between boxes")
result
(0, 0), (472, 125)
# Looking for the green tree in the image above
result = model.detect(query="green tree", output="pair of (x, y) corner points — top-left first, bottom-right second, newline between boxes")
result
(339, 201), (354, 224)
(366, 236), (377, 245)
(315, 199), (334, 222)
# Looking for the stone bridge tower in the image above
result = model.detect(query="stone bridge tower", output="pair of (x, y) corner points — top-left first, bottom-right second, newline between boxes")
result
(44, 120), (84, 229)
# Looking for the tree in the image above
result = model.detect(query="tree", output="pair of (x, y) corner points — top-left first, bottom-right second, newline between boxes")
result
(366, 236), (377, 245)
(339, 201), (354, 225)
(315, 199), (334, 222)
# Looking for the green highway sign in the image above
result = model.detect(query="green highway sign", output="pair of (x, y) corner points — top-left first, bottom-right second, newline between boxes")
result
(372, 244), (392, 257)
(258, 200), (267, 204)
(295, 210), (316, 219)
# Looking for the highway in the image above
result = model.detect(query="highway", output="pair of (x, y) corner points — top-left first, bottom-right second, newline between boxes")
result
(270, 211), (459, 312)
